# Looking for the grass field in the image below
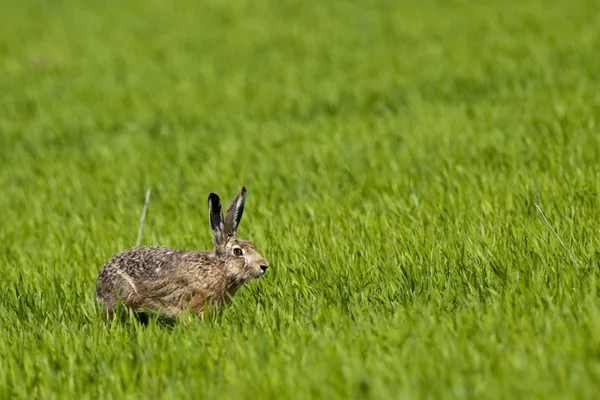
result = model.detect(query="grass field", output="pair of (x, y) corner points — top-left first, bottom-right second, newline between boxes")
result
(1, 0), (600, 398)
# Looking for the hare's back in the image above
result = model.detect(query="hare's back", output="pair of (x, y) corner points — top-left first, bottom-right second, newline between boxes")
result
(102, 246), (190, 279)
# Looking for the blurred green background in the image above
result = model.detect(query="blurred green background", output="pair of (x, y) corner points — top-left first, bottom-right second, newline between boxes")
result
(1, 0), (599, 398)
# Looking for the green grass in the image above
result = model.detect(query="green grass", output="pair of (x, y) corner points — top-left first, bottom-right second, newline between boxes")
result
(1, 0), (600, 398)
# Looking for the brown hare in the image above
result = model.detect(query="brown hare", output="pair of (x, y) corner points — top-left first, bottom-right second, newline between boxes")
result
(95, 187), (269, 321)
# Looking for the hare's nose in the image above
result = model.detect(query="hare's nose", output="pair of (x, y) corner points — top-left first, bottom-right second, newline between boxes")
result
(260, 265), (268, 273)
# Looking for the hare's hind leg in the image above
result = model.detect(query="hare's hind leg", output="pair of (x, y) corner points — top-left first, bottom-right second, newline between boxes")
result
(96, 265), (140, 318)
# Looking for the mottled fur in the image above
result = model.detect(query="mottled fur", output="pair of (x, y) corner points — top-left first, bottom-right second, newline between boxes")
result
(95, 187), (269, 321)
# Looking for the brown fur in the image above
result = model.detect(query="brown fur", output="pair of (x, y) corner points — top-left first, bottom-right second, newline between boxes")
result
(95, 187), (269, 321)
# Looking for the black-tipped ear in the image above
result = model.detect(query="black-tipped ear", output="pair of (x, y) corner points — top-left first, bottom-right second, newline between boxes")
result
(224, 187), (247, 236)
(208, 193), (225, 245)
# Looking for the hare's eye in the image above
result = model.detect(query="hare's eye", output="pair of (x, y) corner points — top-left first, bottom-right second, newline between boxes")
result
(233, 248), (243, 256)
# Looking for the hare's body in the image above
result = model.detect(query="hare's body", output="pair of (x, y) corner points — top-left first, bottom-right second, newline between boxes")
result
(96, 247), (229, 319)
(95, 188), (269, 320)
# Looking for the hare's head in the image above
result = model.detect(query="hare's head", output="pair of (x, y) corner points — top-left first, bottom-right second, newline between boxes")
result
(208, 187), (269, 281)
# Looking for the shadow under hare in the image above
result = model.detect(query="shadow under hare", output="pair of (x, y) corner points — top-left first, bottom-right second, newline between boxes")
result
(95, 187), (269, 322)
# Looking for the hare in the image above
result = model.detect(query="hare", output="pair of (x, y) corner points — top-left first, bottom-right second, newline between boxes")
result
(95, 187), (269, 321)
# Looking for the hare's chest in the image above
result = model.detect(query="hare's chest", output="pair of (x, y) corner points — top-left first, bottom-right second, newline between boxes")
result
(187, 272), (230, 313)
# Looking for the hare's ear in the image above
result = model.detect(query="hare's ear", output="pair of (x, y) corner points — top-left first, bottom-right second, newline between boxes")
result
(208, 193), (225, 245)
(224, 187), (246, 237)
